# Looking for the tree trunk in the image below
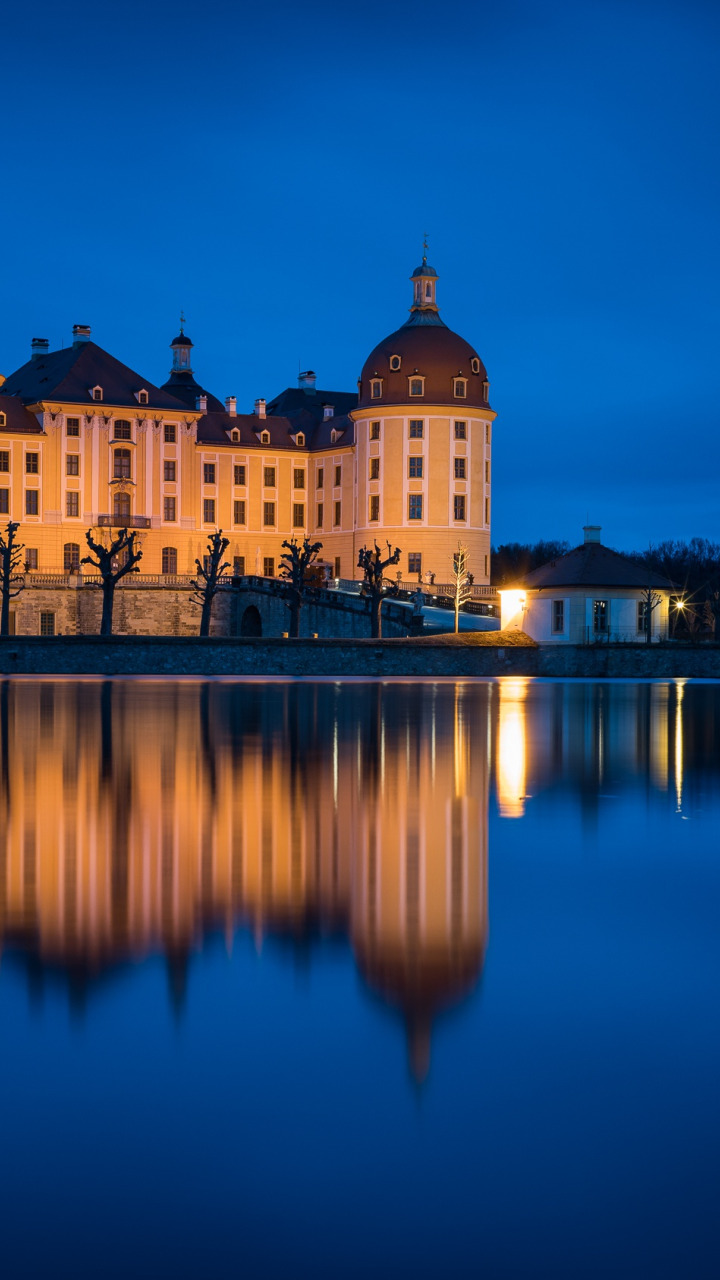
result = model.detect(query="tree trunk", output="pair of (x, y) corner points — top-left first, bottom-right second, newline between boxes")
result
(100, 580), (115, 636)
(454, 595), (460, 634)
(288, 598), (301, 638)
(0, 582), (9, 637)
(370, 593), (382, 639)
(200, 595), (213, 637)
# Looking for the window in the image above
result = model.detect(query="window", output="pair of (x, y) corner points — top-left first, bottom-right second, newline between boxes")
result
(66, 417), (80, 437)
(334, 557), (341, 578)
(164, 461), (176, 482)
(369, 458), (380, 480)
(389, 355), (401, 371)
(114, 449), (131, 479)
(234, 464), (246, 486)
(334, 465), (342, 487)
(317, 467), (324, 488)
(234, 499), (246, 525)
(454, 421), (466, 440)
(371, 380), (382, 399)
(637, 601), (649, 633)
(470, 357), (481, 375)
(593, 600), (608, 633)
(164, 423), (176, 443)
(260, 431), (270, 445)
(0, 490), (9, 514)
(293, 468), (305, 489)
(0, 451), (9, 472)
(316, 502), (324, 527)
(454, 378), (467, 398)
(485, 460), (490, 483)
(263, 557), (275, 578)
(409, 420), (423, 438)
(203, 554), (213, 574)
(408, 456), (423, 478)
(485, 555), (488, 577)
(292, 503), (305, 527)
(66, 454), (80, 476)
(369, 495), (380, 522)
(26, 549), (38, 570)
(230, 429), (240, 443)
(454, 457), (466, 480)
(485, 423), (490, 443)
(482, 381), (489, 402)
(263, 501), (275, 526)
(408, 553), (422, 576)
(409, 378), (424, 397)
(263, 466), (276, 488)
(552, 600), (565, 633)
(92, 387), (103, 401)
(203, 462), (216, 485)
(164, 497), (176, 521)
(485, 497), (490, 523)
(0, 413), (5, 428)
(162, 547), (177, 574)
(370, 422), (380, 440)
(334, 500), (341, 526)
(233, 556), (245, 576)
(26, 453), (39, 474)
(40, 612), (55, 636)
(26, 490), (39, 516)
(63, 543), (80, 571)
(408, 494), (423, 520)
(296, 433), (305, 446)
(66, 492), (79, 518)
(138, 390), (148, 405)
(114, 420), (132, 440)
(114, 492), (131, 518)
(203, 498), (216, 524)
(454, 495), (466, 521)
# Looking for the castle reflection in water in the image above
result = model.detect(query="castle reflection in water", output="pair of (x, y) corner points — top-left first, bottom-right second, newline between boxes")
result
(0, 678), (699, 1076)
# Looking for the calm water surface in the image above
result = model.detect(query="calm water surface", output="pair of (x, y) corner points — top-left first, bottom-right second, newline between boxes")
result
(1, 678), (719, 1279)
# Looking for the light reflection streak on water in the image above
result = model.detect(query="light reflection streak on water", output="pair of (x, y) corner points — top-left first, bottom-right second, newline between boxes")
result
(675, 679), (685, 813)
(497, 678), (528, 818)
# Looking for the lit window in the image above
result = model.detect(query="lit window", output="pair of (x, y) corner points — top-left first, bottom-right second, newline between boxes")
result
(454, 421), (466, 439)
(26, 453), (39, 474)
(164, 423), (176, 443)
(593, 600), (608, 633)
(164, 497), (176, 521)
(408, 494), (423, 520)
(409, 420), (423, 438)
(264, 466), (276, 488)
(203, 498), (216, 524)
(234, 464), (246, 486)
(26, 490), (39, 515)
(371, 380), (382, 399)
(454, 495), (466, 521)
(66, 417), (80, 437)
(409, 378), (424, 397)
(454, 457), (466, 479)
(203, 462), (216, 485)
(66, 492), (79, 517)
(293, 503), (305, 527)
(164, 461), (176, 482)
(389, 355), (401, 371)
(234, 499), (246, 525)
(408, 553), (422, 575)
(552, 600), (565, 633)
(370, 422), (380, 440)
(369, 458), (380, 480)
(114, 449), (131, 479)
(263, 501), (275, 526)
(114, 420), (132, 440)
(408, 456), (423, 478)
(66, 454), (79, 476)
(369, 496), (380, 522)
(162, 547), (177, 574)
(293, 468), (305, 489)
(454, 378), (467, 398)
(263, 557), (275, 577)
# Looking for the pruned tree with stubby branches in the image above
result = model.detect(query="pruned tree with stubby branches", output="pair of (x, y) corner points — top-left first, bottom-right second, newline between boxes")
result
(358, 541), (401, 638)
(0, 521), (25, 636)
(450, 542), (472, 635)
(82, 527), (143, 636)
(279, 537), (323, 637)
(192, 530), (230, 637)
(639, 584), (663, 644)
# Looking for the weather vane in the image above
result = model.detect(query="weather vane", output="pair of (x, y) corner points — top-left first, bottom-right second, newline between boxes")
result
(179, 309), (186, 333)
(422, 233), (429, 262)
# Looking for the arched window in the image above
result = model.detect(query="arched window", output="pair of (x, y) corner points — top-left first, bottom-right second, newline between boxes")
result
(425, 283), (432, 297)
(114, 492), (131, 518)
(113, 448), (131, 479)
(162, 546), (177, 574)
(63, 542), (80, 571)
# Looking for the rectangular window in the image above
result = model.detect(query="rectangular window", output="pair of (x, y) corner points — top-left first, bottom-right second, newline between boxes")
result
(203, 462), (216, 485)
(334, 501), (341, 526)
(484, 554), (488, 577)
(66, 418), (80, 437)
(316, 502), (323, 527)
(317, 467), (324, 488)
(114, 421), (132, 440)
(66, 454), (80, 476)
(263, 557), (275, 577)
(485, 424), (490, 444)
(0, 490), (8, 514)
(409, 420), (423, 438)
(66, 492), (79, 518)
(164, 461), (176, 482)
(292, 503), (305, 527)
(334, 465), (342, 487)
(369, 495), (380, 522)
(203, 498), (216, 524)
(26, 453), (39, 474)
(454, 421), (466, 440)
(40, 612), (55, 637)
(164, 497), (176, 521)
(408, 456), (423, 478)
(233, 556), (245, 576)
(264, 466), (276, 488)
(334, 557), (341, 578)
(26, 490), (39, 515)
(593, 600), (608, 633)
(637, 601), (648, 633)
(234, 499), (246, 525)
(409, 379), (423, 397)
(485, 460), (490, 483)
(485, 497), (490, 523)
(162, 547), (177, 574)
(408, 552), (422, 575)
(164, 423), (176, 443)
(0, 452), (8, 473)
(370, 422), (381, 440)
(408, 494), (423, 520)
(454, 495), (466, 521)
(552, 600), (565, 633)
(293, 468), (305, 489)
(369, 458), (380, 480)
(263, 501), (275, 526)
(26, 549), (38, 570)
(454, 457), (466, 479)
(234, 464), (246, 486)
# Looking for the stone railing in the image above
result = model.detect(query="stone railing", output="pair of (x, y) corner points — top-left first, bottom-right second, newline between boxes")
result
(97, 515), (152, 529)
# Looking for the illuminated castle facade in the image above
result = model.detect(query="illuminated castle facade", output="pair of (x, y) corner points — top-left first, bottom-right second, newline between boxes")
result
(0, 255), (495, 588)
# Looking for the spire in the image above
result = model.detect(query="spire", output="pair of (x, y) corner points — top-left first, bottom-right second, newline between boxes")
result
(170, 315), (193, 373)
(408, 239), (440, 321)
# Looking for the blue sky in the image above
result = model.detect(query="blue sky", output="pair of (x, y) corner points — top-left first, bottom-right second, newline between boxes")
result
(1, 0), (718, 549)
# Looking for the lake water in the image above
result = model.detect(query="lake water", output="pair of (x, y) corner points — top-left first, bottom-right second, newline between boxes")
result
(0, 677), (718, 1279)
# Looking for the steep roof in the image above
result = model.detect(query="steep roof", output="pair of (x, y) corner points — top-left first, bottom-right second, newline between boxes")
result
(197, 409), (354, 450)
(266, 386), (358, 421)
(505, 542), (676, 591)
(160, 370), (224, 412)
(0, 394), (43, 434)
(2, 343), (190, 412)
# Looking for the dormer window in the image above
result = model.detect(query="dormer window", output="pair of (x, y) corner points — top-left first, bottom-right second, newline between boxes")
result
(482, 380), (489, 401)
(92, 386), (103, 401)
(331, 429), (342, 444)
(136, 390), (149, 405)
(454, 378), (467, 398)
(389, 354), (401, 371)
(370, 379), (382, 399)
(0, 413), (5, 428)
(470, 357), (481, 375)
(296, 433), (305, 447)
(409, 377), (424, 397)
(230, 429), (240, 442)
(260, 430), (270, 445)
(323, 406), (334, 420)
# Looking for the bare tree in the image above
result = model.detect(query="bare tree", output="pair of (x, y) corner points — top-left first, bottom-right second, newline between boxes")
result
(192, 531), (230, 637)
(0, 522), (25, 636)
(639, 585), (663, 644)
(450, 542), (472, 634)
(358, 541), (401, 638)
(279, 537), (323, 637)
(82, 527), (143, 636)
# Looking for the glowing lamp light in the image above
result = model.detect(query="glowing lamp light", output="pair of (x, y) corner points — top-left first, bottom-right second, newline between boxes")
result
(498, 589), (527, 629)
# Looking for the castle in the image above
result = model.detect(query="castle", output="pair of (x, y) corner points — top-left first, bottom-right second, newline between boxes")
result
(0, 252), (495, 606)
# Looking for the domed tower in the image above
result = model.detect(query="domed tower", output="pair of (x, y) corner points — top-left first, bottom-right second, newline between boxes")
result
(160, 317), (224, 411)
(352, 249), (496, 585)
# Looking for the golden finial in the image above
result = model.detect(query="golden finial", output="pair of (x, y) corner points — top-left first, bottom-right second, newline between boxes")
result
(179, 309), (186, 334)
(422, 233), (429, 263)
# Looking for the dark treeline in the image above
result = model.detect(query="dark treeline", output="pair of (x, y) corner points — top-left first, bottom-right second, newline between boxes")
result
(491, 541), (571, 586)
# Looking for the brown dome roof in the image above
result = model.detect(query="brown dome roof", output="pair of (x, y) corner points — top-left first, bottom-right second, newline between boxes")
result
(358, 318), (489, 410)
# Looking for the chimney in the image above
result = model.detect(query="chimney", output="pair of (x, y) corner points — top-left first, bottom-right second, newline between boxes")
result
(254, 398), (266, 419)
(583, 525), (602, 544)
(298, 370), (316, 393)
(72, 324), (91, 346)
(195, 394), (207, 413)
(225, 395), (237, 417)
(31, 338), (49, 361)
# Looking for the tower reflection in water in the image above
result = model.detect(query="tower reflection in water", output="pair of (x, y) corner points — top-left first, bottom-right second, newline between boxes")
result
(0, 680), (490, 1080)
